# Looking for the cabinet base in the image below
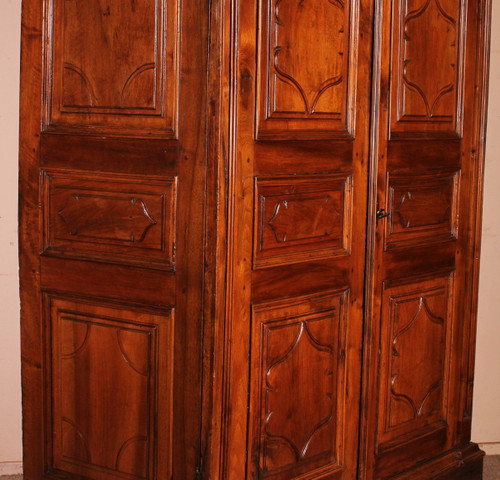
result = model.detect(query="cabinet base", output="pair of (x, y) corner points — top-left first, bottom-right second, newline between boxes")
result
(389, 443), (485, 480)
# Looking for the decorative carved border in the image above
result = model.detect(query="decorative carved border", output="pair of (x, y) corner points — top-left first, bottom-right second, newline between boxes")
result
(253, 174), (353, 268)
(384, 169), (460, 250)
(41, 169), (177, 270)
(42, 0), (180, 138)
(376, 272), (455, 453)
(256, 0), (357, 139)
(42, 293), (174, 480)
(388, 0), (467, 139)
(249, 290), (348, 479)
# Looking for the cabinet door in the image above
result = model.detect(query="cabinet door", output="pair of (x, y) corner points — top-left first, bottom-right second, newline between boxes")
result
(360, 0), (490, 478)
(19, 1), (210, 480)
(222, 1), (374, 479)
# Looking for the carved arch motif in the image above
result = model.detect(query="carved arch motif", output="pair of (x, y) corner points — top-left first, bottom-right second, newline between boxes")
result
(390, 296), (445, 426)
(271, 0), (347, 116)
(401, 0), (458, 118)
(251, 292), (348, 477)
(257, 0), (355, 137)
(377, 276), (454, 449)
(44, 0), (180, 136)
(390, 0), (464, 137)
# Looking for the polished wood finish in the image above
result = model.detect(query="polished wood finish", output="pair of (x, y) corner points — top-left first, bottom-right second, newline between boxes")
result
(256, 0), (354, 138)
(250, 291), (349, 480)
(253, 174), (353, 267)
(42, 171), (177, 269)
(359, 0), (492, 478)
(46, 296), (173, 480)
(19, 1), (491, 479)
(20, 1), (209, 479)
(221, 1), (374, 479)
(44, 0), (179, 137)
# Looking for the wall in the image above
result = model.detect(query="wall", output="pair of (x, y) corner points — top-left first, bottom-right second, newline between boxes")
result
(0, 0), (22, 474)
(0, 0), (499, 470)
(471, 0), (500, 456)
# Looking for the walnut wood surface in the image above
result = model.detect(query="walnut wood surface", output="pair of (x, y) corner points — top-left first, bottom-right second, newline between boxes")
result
(359, 1), (492, 479)
(20, 1), (209, 479)
(18, 1), (492, 479)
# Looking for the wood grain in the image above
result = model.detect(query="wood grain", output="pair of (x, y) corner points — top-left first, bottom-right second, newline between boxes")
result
(359, 0), (491, 478)
(20, 1), (211, 480)
(18, 0), (492, 479)
(43, 0), (180, 137)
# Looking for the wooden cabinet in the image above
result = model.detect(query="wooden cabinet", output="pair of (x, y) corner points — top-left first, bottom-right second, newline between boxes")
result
(18, 1), (492, 479)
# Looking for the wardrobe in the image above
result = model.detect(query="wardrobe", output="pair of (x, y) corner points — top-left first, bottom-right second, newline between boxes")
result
(18, 0), (492, 479)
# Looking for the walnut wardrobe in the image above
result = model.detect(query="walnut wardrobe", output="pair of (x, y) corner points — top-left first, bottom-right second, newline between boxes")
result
(18, 0), (492, 479)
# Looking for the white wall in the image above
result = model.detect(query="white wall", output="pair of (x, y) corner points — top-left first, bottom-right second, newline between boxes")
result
(471, 0), (500, 456)
(0, 0), (22, 472)
(0, 0), (499, 469)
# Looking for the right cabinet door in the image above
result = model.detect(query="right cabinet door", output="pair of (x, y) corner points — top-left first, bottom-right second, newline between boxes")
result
(360, 0), (490, 478)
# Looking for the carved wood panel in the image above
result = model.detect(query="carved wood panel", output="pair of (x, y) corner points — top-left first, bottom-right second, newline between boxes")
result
(385, 170), (460, 249)
(250, 291), (348, 479)
(42, 170), (176, 270)
(376, 275), (454, 450)
(43, 0), (179, 137)
(257, 0), (355, 139)
(45, 295), (173, 480)
(390, 0), (465, 137)
(254, 175), (352, 268)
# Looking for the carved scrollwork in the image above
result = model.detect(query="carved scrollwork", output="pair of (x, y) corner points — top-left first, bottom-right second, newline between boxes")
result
(57, 194), (158, 243)
(252, 292), (347, 477)
(390, 296), (445, 424)
(378, 277), (453, 443)
(264, 320), (335, 462)
(50, 297), (173, 479)
(44, 0), (180, 136)
(266, 196), (339, 244)
(271, 0), (346, 116)
(401, 0), (458, 118)
(254, 175), (352, 267)
(390, 0), (464, 137)
(43, 171), (176, 269)
(257, 0), (354, 137)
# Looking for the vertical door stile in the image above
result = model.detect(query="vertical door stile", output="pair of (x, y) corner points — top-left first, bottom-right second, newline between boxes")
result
(202, 0), (232, 478)
(358, 0), (385, 477)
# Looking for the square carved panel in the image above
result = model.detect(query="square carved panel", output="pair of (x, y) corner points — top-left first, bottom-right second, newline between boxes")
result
(384, 170), (460, 249)
(376, 274), (454, 451)
(43, 0), (179, 137)
(250, 290), (348, 480)
(253, 174), (352, 268)
(256, 0), (356, 139)
(42, 170), (176, 270)
(389, 0), (465, 138)
(45, 295), (174, 480)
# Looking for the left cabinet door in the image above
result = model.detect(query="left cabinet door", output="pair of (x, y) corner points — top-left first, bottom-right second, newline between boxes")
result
(19, 1), (210, 480)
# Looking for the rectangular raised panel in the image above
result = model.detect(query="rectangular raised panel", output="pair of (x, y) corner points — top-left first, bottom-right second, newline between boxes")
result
(256, 0), (355, 139)
(376, 274), (454, 451)
(250, 291), (348, 479)
(385, 171), (460, 249)
(254, 175), (352, 268)
(389, 0), (465, 138)
(46, 296), (173, 480)
(44, 0), (179, 137)
(42, 170), (176, 270)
